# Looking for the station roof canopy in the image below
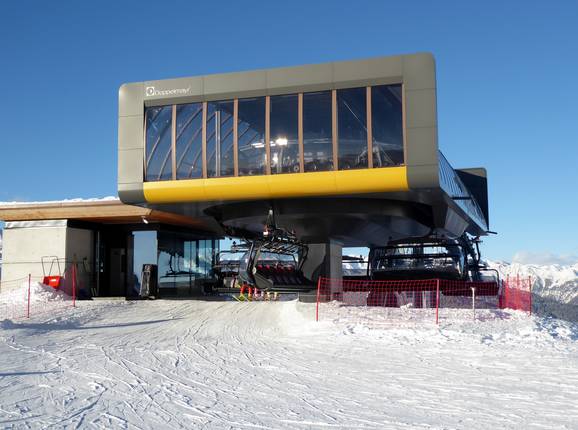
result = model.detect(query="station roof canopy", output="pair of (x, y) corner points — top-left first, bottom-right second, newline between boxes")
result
(0, 198), (206, 228)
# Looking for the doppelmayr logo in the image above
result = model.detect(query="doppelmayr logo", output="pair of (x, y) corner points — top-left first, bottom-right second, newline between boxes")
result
(145, 86), (191, 97)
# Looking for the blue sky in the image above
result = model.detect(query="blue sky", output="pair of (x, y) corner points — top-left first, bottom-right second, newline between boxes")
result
(1, 1), (577, 263)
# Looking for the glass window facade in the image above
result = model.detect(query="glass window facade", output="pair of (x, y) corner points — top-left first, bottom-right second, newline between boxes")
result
(175, 103), (203, 179)
(270, 94), (299, 174)
(143, 84), (404, 182)
(157, 230), (219, 294)
(303, 91), (333, 172)
(93, 227), (218, 298)
(206, 100), (234, 177)
(337, 87), (367, 170)
(371, 84), (404, 167)
(237, 97), (266, 176)
(145, 106), (173, 181)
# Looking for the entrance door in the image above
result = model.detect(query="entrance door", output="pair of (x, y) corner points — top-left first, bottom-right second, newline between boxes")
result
(109, 248), (126, 296)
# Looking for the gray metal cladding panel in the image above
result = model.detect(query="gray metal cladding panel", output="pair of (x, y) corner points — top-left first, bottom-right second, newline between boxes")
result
(404, 127), (439, 166)
(402, 54), (436, 90)
(333, 56), (402, 83)
(118, 183), (145, 205)
(118, 148), (144, 184)
(135, 53), (432, 107)
(118, 116), (144, 150)
(204, 70), (267, 98)
(267, 62), (334, 94)
(405, 88), (437, 129)
(119, 83), (144, 117)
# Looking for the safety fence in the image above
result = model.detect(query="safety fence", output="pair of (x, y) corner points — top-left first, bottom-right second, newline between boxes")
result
(316, 276), (532, 326)
(0, 265), (78, 321)
(500, 275), (532, 315)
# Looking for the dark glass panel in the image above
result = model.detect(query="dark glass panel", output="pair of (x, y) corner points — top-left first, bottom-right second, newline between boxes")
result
(157, 230), (179, 291)
(198, 239), (217, 276)
(237, 97), (266, 176)
(175, 103), (203, 179)
(371, 84), (404, 167)
(206, 100), (234, 177)
(337, 87), (368, 170)
(157, 231), (218, 296)
(145, 105), (173, 181)
(270, 94), (299, 174)
(303, 91), (333, 172)
(131, 231), (157, 293)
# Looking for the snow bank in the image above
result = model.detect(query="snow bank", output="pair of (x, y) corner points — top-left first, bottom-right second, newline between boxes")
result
(0, 281), (73, 320)
(0, 281), (71, 305)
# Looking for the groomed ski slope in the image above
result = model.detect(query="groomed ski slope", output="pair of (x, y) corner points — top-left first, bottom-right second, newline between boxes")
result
(1, 299), (578, 429)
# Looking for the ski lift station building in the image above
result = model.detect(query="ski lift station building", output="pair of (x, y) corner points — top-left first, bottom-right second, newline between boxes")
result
(0, 53), (490, 297)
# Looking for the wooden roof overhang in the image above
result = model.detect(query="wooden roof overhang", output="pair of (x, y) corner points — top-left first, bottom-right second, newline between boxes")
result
(0, 199), (206, 229)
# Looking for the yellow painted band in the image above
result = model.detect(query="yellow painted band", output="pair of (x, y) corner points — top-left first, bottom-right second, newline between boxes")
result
(143, 166), (409, 204)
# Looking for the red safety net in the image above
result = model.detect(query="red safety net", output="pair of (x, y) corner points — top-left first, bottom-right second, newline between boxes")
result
(500, 275), (532, 315)
(316, 276), (531, 326)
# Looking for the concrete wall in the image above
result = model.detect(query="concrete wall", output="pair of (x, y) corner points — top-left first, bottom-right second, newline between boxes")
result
(0, 221), (94, 296)
(0, 221), (67, 293)
(65, 227), (94, 296)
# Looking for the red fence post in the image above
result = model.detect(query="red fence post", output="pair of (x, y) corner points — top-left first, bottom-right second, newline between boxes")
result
(471, 286), (476, 321)
(435, 279), (440, 325)
(504, 275), (509, 309)
(315, 277), (321, 322)
(516, 273), (520, 301)
(27, 274), (31, 318)
(72, 263), (77, 308)
(528, 276), (532, 316)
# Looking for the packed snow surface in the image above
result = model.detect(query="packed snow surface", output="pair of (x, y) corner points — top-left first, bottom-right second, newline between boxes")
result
(1, 298), (578, 429)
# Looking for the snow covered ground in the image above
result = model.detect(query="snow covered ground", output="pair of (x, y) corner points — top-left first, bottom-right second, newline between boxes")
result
(1, 297), (578, 429)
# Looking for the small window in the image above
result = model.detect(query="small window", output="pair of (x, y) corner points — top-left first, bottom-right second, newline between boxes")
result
(303, 91), (333, 172)
(270, 94), (299, 174)
(237, 97), (266, 176)
(337, 87), (368, 170)
(175, 103), (203, 179)
(206, 100), (234, 177)
(371, 85), (404, 167)
(145, 105), (173, 181)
